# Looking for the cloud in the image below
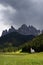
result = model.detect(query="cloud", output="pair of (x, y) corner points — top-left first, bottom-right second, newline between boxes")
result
(0, 4), (17, 36)
(0, 0), (43, 31)
(0, 4), (17, 26)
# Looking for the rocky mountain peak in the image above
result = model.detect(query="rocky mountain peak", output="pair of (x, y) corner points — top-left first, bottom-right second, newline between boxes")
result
(1, 24), (41, 36)
(9, 26), (16, 32)
(18, 24), (40, 36)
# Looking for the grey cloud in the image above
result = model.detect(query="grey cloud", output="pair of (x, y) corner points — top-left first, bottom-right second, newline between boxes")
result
(0, 0), (43, 30)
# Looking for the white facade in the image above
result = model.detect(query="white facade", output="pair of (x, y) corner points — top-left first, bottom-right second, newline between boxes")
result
(30, 48), (35, 53)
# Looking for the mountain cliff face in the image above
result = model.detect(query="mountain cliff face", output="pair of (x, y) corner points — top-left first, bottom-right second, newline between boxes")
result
(1, 24), (40, 36)
(2, 26), (16, 36)
(17, 24), (40, 36)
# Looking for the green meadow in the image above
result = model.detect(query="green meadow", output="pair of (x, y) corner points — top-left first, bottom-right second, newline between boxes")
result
(0, 52), (43, 65)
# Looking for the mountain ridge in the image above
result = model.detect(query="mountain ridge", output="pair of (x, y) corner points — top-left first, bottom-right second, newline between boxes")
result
(1, 24), (40, 36)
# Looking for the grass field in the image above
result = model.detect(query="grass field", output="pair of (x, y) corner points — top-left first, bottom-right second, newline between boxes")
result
(0, 52), (43, 65)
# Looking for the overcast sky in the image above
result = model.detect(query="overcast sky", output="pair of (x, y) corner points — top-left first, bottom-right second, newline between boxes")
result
(0, 0), (43, 36)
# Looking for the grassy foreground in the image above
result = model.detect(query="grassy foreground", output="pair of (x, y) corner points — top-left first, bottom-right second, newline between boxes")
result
(0, 52), (43, 65)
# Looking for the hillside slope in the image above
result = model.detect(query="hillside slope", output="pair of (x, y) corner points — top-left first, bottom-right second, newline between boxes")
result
(22, 34), (43, 52)
(0, 31), (35, 47)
